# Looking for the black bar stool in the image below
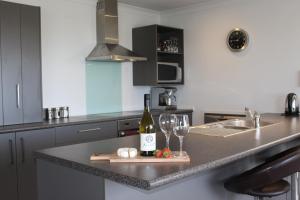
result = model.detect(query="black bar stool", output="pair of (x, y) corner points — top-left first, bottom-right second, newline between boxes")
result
(224, 146), (300, 200)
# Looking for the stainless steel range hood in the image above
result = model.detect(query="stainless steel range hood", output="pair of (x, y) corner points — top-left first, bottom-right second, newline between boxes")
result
(86, 0), (147, 62)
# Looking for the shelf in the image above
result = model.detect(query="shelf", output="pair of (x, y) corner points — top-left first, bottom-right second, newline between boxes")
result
(157, 51), (183, 55)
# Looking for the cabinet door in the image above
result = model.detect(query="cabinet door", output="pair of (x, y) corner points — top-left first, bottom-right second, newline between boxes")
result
(21, 5), (42, 123)
(0, 1), (23, 125)
(0, 3), (4, 126)
(16, 128), (55, 200)
(56, 121), (118, 146)
(0, 133), (18, 200)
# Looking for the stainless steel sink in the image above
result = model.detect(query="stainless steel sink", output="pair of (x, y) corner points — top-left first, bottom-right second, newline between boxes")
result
(190, 119), (275, 137)
(221, 119), (273, 129)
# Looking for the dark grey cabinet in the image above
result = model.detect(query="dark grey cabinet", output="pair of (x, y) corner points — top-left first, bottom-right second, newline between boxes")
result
(0, 15), (3, 126)
(16, 129), (55, 200)
(0, 1), (42, 125)
(0, 1), (23, 125)
(56, 121), (118, 146)
(21, 4), (42, 124)
(133, 25), (184, 86)
(0, 129), (55, 200)
(0, 133), (18, 200)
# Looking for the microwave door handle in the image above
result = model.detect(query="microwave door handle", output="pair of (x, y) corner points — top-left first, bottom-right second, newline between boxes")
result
(177, 67), (182, 82)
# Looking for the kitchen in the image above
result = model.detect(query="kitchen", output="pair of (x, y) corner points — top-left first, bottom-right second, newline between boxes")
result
(1, 0), (300, 200)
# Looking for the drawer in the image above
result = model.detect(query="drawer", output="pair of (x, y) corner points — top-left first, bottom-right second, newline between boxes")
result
(118, 118), (141, 131)
(55, 121), (117, 146)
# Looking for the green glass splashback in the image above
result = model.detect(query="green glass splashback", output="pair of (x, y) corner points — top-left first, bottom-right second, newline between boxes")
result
(86, 62), (122, 114)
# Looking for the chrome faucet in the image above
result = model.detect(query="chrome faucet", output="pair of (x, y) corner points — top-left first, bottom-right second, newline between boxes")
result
(245, 107), (261, 128)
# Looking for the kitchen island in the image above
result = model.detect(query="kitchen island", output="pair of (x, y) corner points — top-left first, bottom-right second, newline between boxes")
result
(35, 114), (300, 200)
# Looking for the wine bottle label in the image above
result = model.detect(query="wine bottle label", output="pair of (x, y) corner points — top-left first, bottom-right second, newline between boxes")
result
(140, 133), (156, 151)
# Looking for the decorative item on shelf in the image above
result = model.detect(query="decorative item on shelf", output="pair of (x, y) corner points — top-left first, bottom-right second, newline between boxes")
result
(227, 28), (249, 52)
(51, 107), (60, 119)
(158, 38), (179, 53)
(44, 108), (54, 120)
(59, 106), (70, 118)
(44, 106), (70, 120)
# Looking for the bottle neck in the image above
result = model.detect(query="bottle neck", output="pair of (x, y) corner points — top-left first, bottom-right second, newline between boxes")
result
(144, 98), (150, 112)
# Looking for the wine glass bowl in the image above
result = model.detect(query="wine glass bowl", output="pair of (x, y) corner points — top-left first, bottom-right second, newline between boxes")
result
(159, 113), (177, 149)
(173, 115), (190, 157)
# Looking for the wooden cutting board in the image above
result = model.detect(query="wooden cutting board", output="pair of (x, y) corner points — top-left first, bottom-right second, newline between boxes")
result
(90, 151), (190, 163)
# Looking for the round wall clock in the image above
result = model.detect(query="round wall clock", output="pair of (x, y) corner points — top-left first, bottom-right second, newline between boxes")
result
(227, 28), (249, 52)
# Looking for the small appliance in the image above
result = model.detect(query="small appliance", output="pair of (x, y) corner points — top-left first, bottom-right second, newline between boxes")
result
(150, 87), (177, 110)
(285, 93), (299, 116)
(157, 62), (182, 83)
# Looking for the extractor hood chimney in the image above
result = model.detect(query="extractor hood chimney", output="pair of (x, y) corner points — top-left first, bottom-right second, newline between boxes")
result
(86, 0), (147, 62)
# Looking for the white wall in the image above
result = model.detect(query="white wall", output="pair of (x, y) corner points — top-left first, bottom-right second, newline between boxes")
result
(5, 0), (160, 115)
(161, 0), (300, 124)
(118, 4), (160, 111)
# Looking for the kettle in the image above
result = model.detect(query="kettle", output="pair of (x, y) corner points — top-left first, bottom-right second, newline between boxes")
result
(285, 93), (299, 116)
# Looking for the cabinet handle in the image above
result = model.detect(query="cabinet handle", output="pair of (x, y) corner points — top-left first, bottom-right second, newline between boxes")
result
(20, 138), (25, 163)
(9, 139), (14, 165)
(16, 84), (20, 109)
(78, 127), (101, 133)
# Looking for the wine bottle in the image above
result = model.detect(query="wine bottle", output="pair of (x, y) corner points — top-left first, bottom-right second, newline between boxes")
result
(140, 94), (156, 156)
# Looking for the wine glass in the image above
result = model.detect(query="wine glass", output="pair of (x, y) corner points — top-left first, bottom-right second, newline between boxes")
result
(174, 115), (190, 157)
(159, 113), (177, 149)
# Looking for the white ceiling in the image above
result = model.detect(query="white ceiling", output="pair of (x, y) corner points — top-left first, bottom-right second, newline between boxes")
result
(118, 0), (212, 11)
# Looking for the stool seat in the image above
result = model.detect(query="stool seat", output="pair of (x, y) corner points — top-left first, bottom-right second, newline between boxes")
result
(246, 180), (290, 198)
(224, 145), (300, 199)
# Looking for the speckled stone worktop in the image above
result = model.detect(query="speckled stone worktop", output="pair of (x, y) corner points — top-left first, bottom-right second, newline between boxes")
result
(35, 114), (300, 190)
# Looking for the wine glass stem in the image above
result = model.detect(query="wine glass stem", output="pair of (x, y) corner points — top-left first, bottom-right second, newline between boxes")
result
(179, 136), (184, 157)
(166, 135), (170, 149)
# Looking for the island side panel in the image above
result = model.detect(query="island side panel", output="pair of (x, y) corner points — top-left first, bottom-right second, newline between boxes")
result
(37, 159), (105, 200)
(104, 173), (290, 200)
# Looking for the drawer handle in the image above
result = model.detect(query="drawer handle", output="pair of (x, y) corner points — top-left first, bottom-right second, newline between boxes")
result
(78, 127), (101, 133)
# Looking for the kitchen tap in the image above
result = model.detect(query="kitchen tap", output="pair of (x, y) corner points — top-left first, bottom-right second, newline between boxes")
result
(245, 107), (261, 128)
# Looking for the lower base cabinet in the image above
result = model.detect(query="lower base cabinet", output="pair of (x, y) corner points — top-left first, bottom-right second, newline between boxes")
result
(16, 129), (55, 200)
(0, 133), (18, 200)
(0, 128), (55, 200)
(55, 121), (118, 146)
(0, 112), (192, 200)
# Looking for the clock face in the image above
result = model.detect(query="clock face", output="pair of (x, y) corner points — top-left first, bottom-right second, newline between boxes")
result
(227, 28), (249, 52)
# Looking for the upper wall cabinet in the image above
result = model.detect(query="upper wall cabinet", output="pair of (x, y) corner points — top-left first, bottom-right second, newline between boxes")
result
(132, 25), (184, 86)
(0, 1), (42, 125)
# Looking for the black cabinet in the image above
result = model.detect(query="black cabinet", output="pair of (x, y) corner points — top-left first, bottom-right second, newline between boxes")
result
(0, 133), (18, 200)
(55, 121), (118, 146)
(16, 129), (55, 200)
(0, 128), (55, 200)
(0, 1), (42, 125)
(21, 4), (42, 124)
(133, 25), (184, 86)
(0, 2), (23, 125)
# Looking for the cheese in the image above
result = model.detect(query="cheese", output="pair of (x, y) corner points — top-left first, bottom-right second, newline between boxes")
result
(117, 148), (138, 158)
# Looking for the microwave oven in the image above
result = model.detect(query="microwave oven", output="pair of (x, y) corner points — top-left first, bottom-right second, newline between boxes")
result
(157, 62), (182, 83)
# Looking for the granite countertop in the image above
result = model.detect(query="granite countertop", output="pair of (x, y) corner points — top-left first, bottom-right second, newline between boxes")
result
(35, 114), (300, 190)
(0, 109), (193, 133)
